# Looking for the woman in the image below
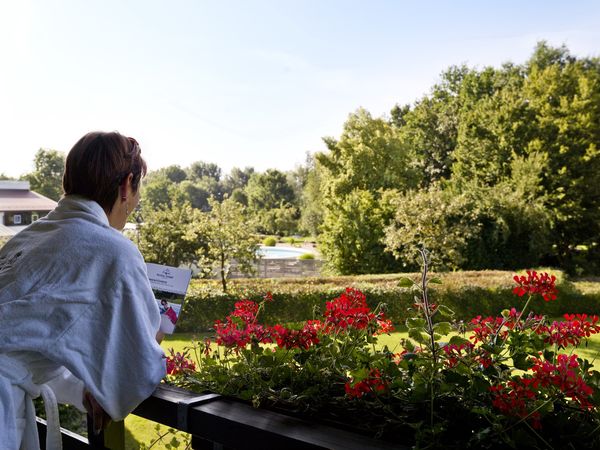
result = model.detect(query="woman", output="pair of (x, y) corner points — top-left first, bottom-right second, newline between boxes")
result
(0, 132), (166, 449)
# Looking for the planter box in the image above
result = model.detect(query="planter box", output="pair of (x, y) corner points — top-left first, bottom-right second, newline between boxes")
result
(132, 384), (406, 450)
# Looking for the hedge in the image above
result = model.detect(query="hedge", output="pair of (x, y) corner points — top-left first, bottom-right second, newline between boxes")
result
(176, 270), (600, 332)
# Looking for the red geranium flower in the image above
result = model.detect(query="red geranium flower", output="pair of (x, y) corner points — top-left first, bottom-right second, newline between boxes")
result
(345, 368), (388, 399)
(513, 270), (557, 301)
(166, 349), (196, 375)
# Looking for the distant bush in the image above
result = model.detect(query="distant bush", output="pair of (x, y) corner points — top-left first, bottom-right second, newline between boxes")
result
(298, 253), (315, 260)
(176, 269), (600, 332)
(262, 237), (277, 246)
(283, 236), (296, 245)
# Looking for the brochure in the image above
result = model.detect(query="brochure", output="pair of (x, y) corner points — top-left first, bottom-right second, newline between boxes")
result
(146, 263), (193, 334)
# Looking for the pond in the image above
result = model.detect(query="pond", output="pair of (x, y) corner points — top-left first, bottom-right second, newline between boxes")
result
(257, 245), (310, 259)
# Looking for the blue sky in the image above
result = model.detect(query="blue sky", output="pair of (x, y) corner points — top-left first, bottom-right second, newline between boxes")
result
(1, 0), (599, 177)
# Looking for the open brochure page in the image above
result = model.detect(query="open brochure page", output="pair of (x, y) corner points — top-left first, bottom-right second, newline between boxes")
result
(146, 263), (192, 334)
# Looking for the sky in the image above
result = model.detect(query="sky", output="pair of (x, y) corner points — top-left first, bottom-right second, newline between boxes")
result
(1, 0), (599, 178)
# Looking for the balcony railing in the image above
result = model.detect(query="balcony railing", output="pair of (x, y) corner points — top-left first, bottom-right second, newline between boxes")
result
(37, 384), (406, 450)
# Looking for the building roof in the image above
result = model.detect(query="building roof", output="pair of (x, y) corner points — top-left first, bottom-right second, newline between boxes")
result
(0, 182), (58, 212)
(0, 224), (28, 237)
(0, 180), (30, 190)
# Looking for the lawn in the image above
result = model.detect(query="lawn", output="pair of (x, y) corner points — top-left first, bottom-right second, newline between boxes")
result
(124, 333), (206, 449)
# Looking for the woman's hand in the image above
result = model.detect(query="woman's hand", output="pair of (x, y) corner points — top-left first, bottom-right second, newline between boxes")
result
(82, 390), (111, 435)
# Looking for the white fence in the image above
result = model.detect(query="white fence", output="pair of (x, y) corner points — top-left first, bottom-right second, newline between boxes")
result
(229, 258), (323, 278)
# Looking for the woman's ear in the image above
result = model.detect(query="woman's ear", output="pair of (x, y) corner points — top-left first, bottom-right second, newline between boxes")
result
(120, 173), (134, 200)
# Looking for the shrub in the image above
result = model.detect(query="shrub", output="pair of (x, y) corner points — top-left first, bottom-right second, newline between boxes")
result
(262, 236), (277, 246)
(298, 253), (315, 260)
(176, 270), (600, 332)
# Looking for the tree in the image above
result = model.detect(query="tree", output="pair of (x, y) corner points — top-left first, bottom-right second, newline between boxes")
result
(396, 66), (470, 187)
(24, 149), (65, 200)
(316, 109), (416, 273)
(317, 108), (417, 198)
(299, 156), (324, 237)
(389, 103), (410, 128)
(187, 161), (222, 182)
(246, 169), (296, 211)
(386, 42), (600, 274)
(137, 202), (204, 267)
(178, 180), (212, 211)
(197, 197), (259, 292)
(451, 64), (535, 187)
(154, 165), (188, 183)
(257, 204), (299, 236)
(523, 43), (600, 271)
(245, 169), (299, 235)
(141, 175), (187, 210)
(385, 152), (551, 271)
(319, 189), (400, 274)
(223, 167), (255, 195)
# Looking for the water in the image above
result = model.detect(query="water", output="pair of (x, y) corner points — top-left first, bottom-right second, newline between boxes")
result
(257, 246), (309, 259)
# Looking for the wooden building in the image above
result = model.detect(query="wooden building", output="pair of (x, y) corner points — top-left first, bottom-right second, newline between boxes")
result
(0, 180), (57, 239)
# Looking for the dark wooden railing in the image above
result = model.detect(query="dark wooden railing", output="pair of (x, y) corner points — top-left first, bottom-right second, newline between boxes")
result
(38, 384), (406, 450)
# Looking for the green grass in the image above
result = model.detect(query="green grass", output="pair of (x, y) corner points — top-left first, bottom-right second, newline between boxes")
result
(125, 334), (205, 449)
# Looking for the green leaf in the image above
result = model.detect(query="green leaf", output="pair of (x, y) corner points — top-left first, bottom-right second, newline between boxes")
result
(443, 370), (469, 387)
(349, 367), (370, 381)
(398, 277), (414, 287)
(433, 321), (453, 335)
(512, 352), (532, 370)
(436, 304), (455, 318)
(449, 335), (470, 346)
(428, 277), (442, 284)
(409, 328), (428, 344)
(406, 317), (426, 329)
(543, 349), (555, 362)
(471, 376), (491, 394)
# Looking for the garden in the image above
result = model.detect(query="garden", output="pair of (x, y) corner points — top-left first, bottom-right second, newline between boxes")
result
(121, 252), (600, 450)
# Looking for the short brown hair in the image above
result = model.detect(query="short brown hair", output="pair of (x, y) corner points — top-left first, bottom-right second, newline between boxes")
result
(63, 131), (147, 212)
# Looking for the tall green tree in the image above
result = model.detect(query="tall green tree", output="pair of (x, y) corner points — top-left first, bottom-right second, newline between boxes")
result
(187, 161), (222, 182)
(451, 64), (535, 186)
(246, 169), (296, 211)
(317, 108), (417, 198)
(141, 175), (187, 210)
(397, 66), (468, 186)
(137, 202), (204, 267)
(223, 167), (255, 194)
(316, 109), (415, 273)
(245, 169), (298, 235)
(24, 149), (65, 200)
(196, 197), (259, 292)
(154, 165), (188, 183)
(523, 42), (600, 270)
(299, 155), (324, 237)
(319, 189), (399, 274)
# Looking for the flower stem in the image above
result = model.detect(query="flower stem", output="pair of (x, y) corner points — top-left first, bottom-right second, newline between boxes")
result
(418, 248), (437, 429)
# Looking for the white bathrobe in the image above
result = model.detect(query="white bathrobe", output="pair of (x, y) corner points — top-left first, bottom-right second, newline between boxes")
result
(0, 196), (166, 449)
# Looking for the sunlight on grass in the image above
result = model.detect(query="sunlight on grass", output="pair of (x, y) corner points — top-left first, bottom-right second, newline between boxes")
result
(124, 334), (204, 449)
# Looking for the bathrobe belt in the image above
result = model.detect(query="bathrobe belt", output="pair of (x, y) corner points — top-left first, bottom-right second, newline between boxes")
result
(0, 354), (62, 450)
